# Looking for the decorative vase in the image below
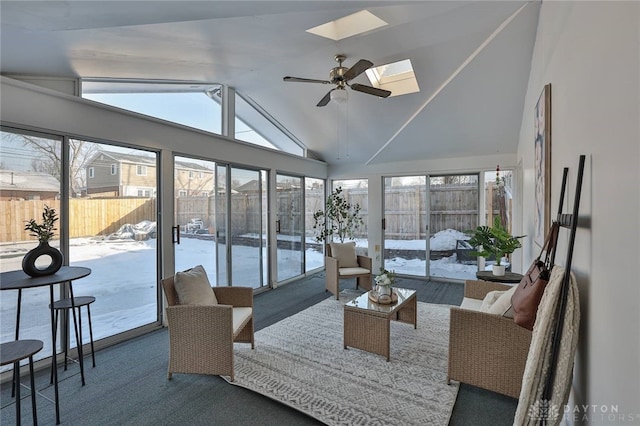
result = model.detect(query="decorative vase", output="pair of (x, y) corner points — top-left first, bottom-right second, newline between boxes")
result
(22, 241), (64, 277)
(478, 256), (486, 271)
(377, 285), (392, 296)
(492, 264), (506, 276)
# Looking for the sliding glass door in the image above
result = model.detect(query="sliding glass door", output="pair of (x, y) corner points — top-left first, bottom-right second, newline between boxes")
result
(173, 162), (267, 288)
(305, 178), (325, 272)
(215, 164), (228, 285)
(0, 128), (63, 363)
(428, 174), (479, 280)
(383, 176), (427, 276)
(229, 167), (268, 288)
(174, 156), (216, 278)
(276, 174), (303, 282)
(69, 141), (159, 342)
(383, 173), (480, 281)
(331, 179), (368, 252)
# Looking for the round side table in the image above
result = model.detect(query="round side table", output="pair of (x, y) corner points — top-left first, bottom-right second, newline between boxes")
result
(476, 270), (523, 283)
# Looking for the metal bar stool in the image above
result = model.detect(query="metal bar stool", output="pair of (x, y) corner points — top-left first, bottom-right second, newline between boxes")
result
(1, 339), (43, 426)
(49, 296), (96, 384)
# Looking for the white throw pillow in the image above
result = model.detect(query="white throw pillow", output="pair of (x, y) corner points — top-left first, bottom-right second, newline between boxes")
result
(488, 285), (517, 317)
(329, 242), (359, 268)
(479, 290), (503, 312)
(174, 265), (218, 306)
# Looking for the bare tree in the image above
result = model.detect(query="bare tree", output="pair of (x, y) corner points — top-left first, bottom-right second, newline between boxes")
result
(22, 136), (99, 196)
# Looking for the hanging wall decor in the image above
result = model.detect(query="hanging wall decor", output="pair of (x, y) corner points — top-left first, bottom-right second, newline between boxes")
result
(534, 84), (551, 247)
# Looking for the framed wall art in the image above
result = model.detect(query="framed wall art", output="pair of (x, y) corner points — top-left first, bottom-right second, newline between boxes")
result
(534, 83), (551, 247)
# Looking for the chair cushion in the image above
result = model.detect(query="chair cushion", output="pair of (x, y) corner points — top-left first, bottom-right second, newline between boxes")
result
(329, 242), (358, 268)
(232, 307), (253, 334)
(460, 297), (484, 311)
(339, 267), (371, 276)
(174, 265), (218, 306)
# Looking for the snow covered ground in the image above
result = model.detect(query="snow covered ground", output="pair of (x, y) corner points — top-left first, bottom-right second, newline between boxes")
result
(0, 228), (480, 364)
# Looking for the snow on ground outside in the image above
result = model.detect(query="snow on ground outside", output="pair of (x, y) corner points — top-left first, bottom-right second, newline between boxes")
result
(0, 228), (479, 362)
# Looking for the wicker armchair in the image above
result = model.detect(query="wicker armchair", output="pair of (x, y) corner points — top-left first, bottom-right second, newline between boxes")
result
(161, 276), (254, 382)
(325, 243), (372, 300)
(447, 280), (532, 398)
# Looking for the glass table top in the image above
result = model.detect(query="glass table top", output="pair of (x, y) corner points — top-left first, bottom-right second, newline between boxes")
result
(344, 288), (416, 314)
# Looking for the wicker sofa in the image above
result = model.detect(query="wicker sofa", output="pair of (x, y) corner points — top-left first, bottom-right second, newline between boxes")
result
(447, 279), (532, 398)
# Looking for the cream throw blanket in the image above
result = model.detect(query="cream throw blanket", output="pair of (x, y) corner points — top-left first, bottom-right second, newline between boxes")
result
(514, 266), (580, 425)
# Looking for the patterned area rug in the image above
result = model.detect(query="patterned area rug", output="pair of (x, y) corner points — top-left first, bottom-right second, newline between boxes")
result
(227, 298), (459, 425)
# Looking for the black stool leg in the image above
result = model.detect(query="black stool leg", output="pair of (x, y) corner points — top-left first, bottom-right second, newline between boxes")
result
(14, 360), (21, 426)
(12, 363), (18, 399)
(69, 290), (85, 386)
(29, 355), (38, 426)
(12, 289), (22, 398)
(87, 304), (96, 368)
(50, 308), (58, 384)
(76, 306), (84, 375)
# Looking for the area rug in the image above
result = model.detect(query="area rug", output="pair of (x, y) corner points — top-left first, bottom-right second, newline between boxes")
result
(226, 298), (459, 425)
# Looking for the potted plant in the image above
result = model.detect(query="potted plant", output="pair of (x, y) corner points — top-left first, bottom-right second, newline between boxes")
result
(312, 187), (364, 243)
(466, 217), (525, 276)
(374, 268), (396, 296)
(22, 205), (64, 277)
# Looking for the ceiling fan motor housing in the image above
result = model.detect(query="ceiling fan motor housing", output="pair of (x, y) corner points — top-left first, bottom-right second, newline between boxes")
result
(330, 67), (348, 84)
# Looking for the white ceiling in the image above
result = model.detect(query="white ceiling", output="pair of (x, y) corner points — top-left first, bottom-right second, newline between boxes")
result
(0, 1), (540, 166)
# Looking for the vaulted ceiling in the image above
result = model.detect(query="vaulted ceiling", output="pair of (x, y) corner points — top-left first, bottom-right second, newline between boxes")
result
(0, 1), (540, 165)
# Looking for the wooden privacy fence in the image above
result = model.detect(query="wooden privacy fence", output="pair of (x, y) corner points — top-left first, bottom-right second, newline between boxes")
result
(1, 184), (506, 243)
(340, 185), (481, 239)
(0, 198), (156, 242)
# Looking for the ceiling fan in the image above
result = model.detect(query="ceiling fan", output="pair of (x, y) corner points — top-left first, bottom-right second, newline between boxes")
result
(283, 54), (392, 107)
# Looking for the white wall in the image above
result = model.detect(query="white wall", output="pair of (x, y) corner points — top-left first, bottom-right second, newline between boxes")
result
(517, 2), (639, 421)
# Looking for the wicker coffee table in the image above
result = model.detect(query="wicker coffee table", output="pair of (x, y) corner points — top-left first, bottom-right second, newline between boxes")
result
(343, 288), (417, 361)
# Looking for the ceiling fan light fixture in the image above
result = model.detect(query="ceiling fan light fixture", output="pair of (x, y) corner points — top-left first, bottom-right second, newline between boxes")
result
(330, 88), (348, 104)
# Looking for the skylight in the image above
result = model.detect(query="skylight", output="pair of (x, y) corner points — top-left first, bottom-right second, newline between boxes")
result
(306, 10), (387, 41)
(365, 59), (420, 97)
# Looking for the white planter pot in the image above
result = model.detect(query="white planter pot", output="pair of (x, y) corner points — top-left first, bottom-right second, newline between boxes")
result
(377, 285), (392, 296)
(492, 265), (506, 276)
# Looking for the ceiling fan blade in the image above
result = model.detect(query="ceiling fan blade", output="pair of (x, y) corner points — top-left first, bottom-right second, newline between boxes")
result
(343, 59), (373, 81)
(351, 83), (392, 98)
(283, 76), (331, 84)
(316, 89), (333, 107)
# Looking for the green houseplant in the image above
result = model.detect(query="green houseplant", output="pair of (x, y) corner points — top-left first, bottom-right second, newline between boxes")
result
(467, 217), (525, 276)
(312, 187), (364, 243)
(22, 205), (64, 277)
(24, 204), (58, 243)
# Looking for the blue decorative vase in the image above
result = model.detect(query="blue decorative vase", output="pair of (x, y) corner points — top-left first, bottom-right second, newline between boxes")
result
(22, 241), (63, 277)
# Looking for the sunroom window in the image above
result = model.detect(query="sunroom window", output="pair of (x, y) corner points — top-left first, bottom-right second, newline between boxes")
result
(81, 80), (306, 157)
(81, 80), (223, 135)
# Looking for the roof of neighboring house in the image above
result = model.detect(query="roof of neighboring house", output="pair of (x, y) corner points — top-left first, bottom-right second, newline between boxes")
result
(88, 150), (213, 172)
(0, 170), (60, 192)
(174, 160), (213, 173)
(235, 179), (262, 193)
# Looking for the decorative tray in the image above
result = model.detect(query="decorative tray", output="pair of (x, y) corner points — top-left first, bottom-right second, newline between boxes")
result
(368, 289), (398, 305)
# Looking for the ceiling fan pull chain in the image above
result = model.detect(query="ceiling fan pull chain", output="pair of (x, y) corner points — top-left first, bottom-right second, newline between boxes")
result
(336, 105), (341, 160)
(345, 103), (350, 160)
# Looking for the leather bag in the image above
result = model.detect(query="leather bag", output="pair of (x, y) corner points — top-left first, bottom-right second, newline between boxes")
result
(511, 222), (559, 330)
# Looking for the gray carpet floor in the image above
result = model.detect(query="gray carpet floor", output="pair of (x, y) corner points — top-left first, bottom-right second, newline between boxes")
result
(1, 273), (517, 425)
